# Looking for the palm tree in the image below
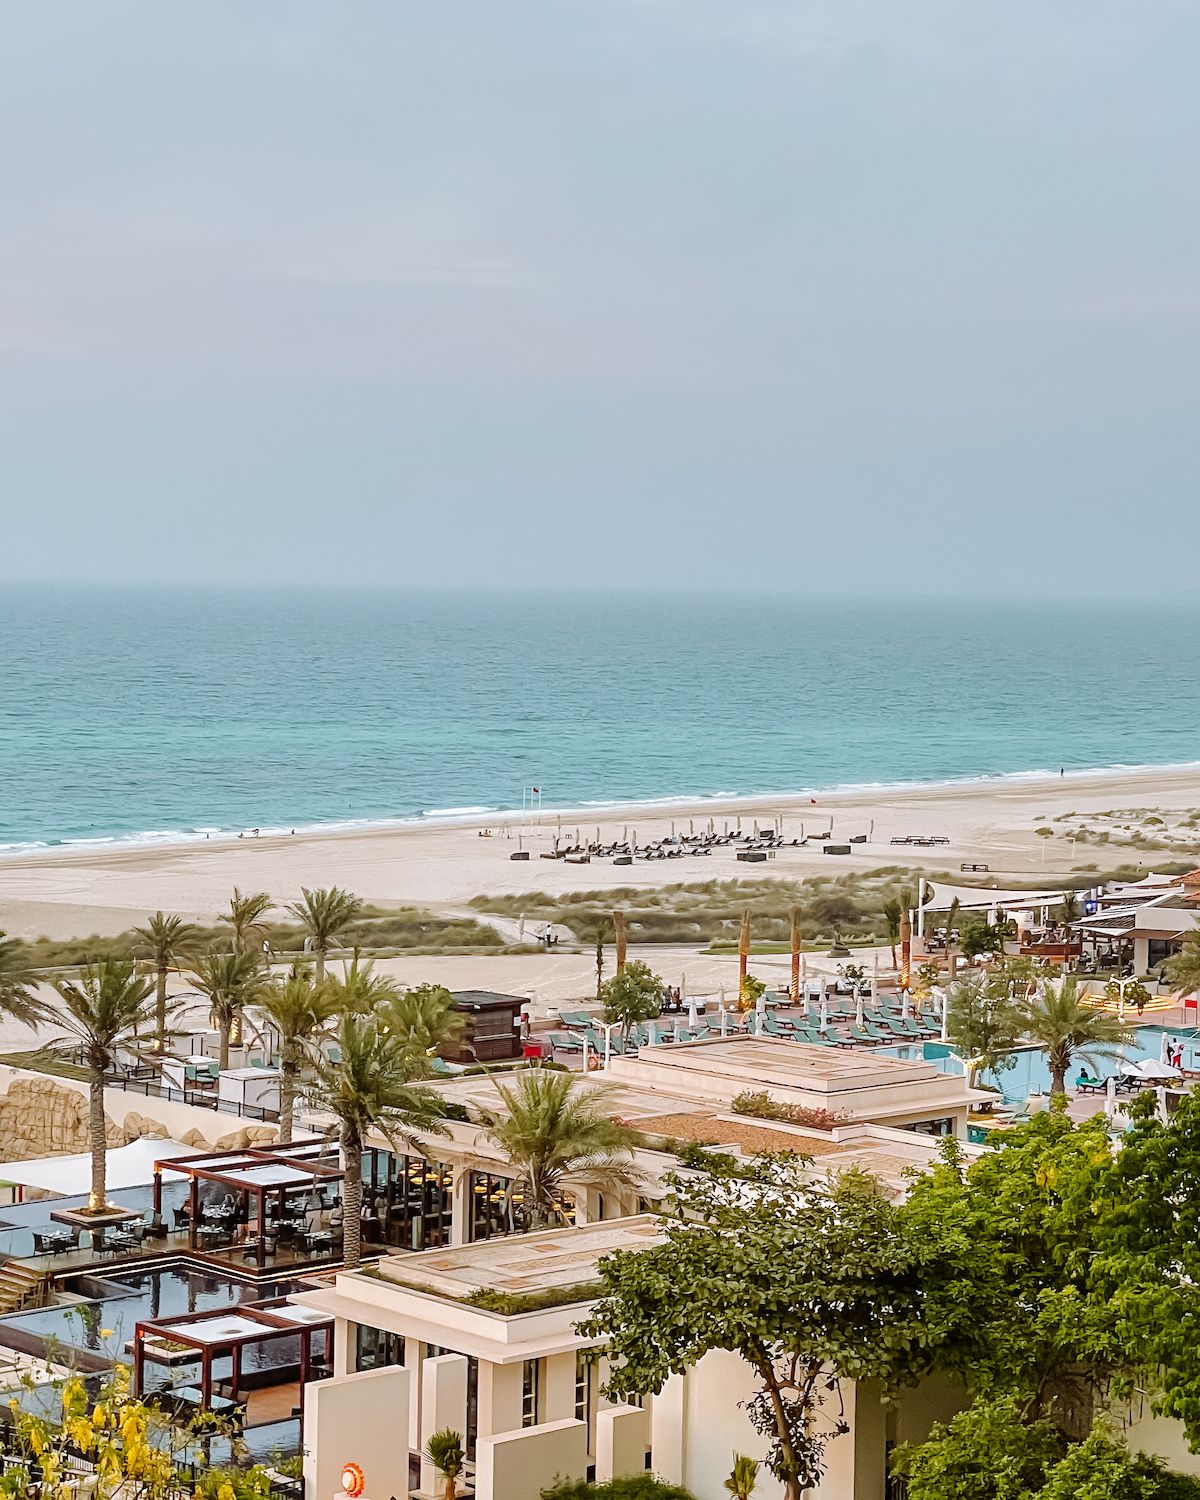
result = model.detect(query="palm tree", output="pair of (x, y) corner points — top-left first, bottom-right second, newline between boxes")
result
(1020, 973), (1132, 1097)
(50, 960), (158, 1210)
(380, 983), (464, 1075)
(322, 955), (400, 1017)
(882, 899), (902, 968)
(424, 1429), (465, 1500)
(188, 951), (266, 1069)
(219, 888), (273, 955)
(288, 886), (363, 985)
(477, 1071), (643, 1231)
(0, 931), (49, 1029)
(310, 1014), (448, 1268)
(257, 970), (341, 1143)
(133, 912), (200, 1050)
(1166, 929), (1200, 998)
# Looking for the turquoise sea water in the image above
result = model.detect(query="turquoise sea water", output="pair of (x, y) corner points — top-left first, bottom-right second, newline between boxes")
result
(2, 587), (1199, 851)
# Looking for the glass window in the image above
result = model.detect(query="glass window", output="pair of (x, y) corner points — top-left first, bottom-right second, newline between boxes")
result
(355, 1325), (404, 1371)
(522, 1359), (540, 1428)
(574, 1351), (594, 1449)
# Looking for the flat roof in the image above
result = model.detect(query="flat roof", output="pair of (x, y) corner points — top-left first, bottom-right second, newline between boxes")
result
(373, 1215), (664, 1299)
(626, 1036), (939, 1088)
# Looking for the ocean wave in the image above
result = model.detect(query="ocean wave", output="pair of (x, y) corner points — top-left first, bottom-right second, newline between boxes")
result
(4, 757), (1200, 861)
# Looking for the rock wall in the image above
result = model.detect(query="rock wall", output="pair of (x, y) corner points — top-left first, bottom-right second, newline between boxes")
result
(0, 1075), (277, 1163)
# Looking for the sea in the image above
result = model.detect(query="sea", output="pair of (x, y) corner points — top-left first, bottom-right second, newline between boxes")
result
(1, 586), (1198, 854)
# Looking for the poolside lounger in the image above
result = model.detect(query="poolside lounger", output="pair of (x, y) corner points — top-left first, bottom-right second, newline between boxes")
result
(547, 1032), (584, 1054)
(1074, 1075), (1105, 1094)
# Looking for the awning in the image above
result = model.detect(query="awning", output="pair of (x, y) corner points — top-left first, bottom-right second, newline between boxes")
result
(0, 1139), (195, 1197)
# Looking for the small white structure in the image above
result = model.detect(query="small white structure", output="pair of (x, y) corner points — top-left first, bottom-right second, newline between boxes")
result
(217, 1067), (281, 1115)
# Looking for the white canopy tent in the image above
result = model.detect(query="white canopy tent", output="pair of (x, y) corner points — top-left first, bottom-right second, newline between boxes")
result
(0, 1139), (194, 1199)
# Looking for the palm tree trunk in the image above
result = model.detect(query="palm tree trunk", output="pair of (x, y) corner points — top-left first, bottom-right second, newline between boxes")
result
(341, 1125), (362, 1268)
(89, 1070), (108, 1210)
(219, 1025), (230, 1071)
(279, 1055), (296, 1145)
(1050, 1066), (1067, 1097)
(155, 964), (168, 1048)
(315, 947), (326, 988)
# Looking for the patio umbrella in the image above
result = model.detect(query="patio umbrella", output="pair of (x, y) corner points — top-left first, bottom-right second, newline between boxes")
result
(1105, 1075), (1117, 1120)
(1137, 1058), (1180, 1082)
(855, 986), (865, 1028)
(819, 992), (829, 1031)
(687, 995), (699, 1030)
(1161, 1031), (1172, 1065)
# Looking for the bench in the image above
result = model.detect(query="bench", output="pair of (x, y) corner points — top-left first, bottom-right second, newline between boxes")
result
(960, 862), (989, 873)
(823, 845), (852, 855)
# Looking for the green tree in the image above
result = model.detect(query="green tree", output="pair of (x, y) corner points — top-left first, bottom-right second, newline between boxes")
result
(601, 958), (662, 1046)
(0, 929), (49, 1029)
(381, 982), (465, 1072)
(892, 1396), (1063, 1500)
(1020, 974), (1131, 1096)
(894, 1398), (1200, 1500)
(310, 1013), (447, 1267)
(256, 968), (340, 1143)
(1165, 929), (1200, 997)
(188, 950), (266, 1070)
(477, 1070), (643, 1230)
(944, 972), (1024, 1088)
(322, 954), (401, 1016)
(424, 1428), (465, 1500)
(288, 885), (363, 985)
(581, 1158), (933, 1500)
(133, 911), (200, 1050)
(959, 919), (1004, 963)
(900, 1116), (1132, 1424)
(218, 888), (273, 954)
(50, 959), (159, 1210)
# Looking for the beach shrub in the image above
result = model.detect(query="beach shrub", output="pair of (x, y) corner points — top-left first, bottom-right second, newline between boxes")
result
(542, 1478), (697, 1500)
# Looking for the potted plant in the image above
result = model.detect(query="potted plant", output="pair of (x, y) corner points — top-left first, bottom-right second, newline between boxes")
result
(425, 1428), (465, 1500)
(724, 1453), (760, 1499)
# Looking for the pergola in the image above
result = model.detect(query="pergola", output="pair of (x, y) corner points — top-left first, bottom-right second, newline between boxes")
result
(132, 1295), (332, 1415)
(153, 1139), (343, 1268)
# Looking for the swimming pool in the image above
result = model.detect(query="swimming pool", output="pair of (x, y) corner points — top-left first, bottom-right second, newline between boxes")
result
(0, 1264), (296, 1376)
(882, 1023), (1200, 1099)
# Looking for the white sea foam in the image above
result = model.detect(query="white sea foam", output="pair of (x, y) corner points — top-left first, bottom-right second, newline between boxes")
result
(4, 758), (1200, 861)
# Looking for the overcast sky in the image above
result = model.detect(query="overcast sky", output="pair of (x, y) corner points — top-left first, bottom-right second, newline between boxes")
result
(3, 2), (1198, 590)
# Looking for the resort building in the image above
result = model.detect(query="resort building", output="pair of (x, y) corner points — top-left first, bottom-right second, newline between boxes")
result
(304, 1037), (985, 1256)
(296, 1213), (968, 1500)
(1073, 874), (1200, 976)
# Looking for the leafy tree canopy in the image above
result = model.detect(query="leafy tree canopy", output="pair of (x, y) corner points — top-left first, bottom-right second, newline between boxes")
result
(580, 1157), (931, 1500)
(601, 959), (663, 1038)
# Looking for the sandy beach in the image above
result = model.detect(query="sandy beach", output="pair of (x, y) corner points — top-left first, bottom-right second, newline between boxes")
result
(2, 764), (1199, 941)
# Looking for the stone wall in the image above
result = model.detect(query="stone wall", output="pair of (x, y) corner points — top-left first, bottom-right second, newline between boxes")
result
(0, 1074), (278, 1164)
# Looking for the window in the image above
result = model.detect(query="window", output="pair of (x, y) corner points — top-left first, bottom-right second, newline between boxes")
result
(355, 1325), (404, 1372)
(522, 1359), (540, 1428)
(574, 1351), (595, 1449)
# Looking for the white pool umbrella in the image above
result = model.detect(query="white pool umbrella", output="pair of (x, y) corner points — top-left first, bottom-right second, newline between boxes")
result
(1137, 1058), (1180, 1081)
(1105, 1075), (1117, 1120)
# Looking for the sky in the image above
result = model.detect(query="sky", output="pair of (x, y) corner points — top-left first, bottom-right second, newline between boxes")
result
(2, 1), (1199, 591)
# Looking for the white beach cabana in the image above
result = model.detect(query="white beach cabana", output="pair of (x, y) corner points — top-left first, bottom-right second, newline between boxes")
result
(0, 1139), (195, 1202)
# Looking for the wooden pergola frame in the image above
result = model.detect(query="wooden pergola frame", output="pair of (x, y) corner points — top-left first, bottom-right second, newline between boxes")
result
(152, 1140), (343, 1268)
(132, 1295), (332, 1414)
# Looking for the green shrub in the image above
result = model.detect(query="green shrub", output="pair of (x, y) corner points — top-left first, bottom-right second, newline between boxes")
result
(542, 1477), (697, 1500)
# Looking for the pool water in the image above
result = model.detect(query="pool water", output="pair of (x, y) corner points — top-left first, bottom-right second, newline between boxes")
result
(882, 1024), (1200, 1100)
(0, 1265), (295, 1376)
